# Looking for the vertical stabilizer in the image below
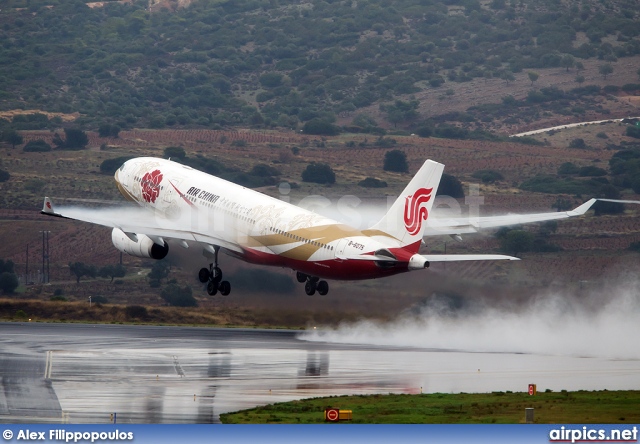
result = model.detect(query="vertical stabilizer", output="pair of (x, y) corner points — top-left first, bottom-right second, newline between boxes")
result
(370, 160), (444, 252)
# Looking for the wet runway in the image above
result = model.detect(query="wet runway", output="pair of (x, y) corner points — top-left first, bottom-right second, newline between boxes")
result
(1, 322), (639, 423)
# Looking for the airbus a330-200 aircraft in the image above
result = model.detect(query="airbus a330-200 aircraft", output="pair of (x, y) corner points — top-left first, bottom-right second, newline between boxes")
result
(41, 157), (637, 296)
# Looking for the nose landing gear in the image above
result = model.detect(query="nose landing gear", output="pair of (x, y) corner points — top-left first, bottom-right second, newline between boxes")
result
(199, 246), (231, 296)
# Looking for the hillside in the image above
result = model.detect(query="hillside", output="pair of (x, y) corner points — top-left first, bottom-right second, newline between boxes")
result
(0, 0), (639, 135)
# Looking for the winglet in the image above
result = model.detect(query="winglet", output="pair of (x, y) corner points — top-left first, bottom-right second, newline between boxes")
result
(41, 197), (65, 218)
(567, 198), (597, 216)
(42, 197), (55, 214)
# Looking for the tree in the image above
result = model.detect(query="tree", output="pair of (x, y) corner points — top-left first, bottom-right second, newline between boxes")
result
(53, 128), (89, 150)
(527, 71), (539, 86)
(99, 264), (126, 282)
(383, 150), (409, 173)
(599, 64), (614, 80)
(98, 123), (120, 138)
(164, 146), (186, 160)
(437, 173), (464, 198)
(68, 262), (97, 284)
(561, 54), (575, 72)
(161, 283), (197, 307)
(0, 169), (9, 183)
(499, 70), (515, 84)
(301, 163), (336, 184)
(575, 75), (585, 85)
(1, 129), (23, 148)
(501, 230), (534, 255)
(380, 100), (419, 128)
(148, 260), (170, 283)
(593, 185), (624, 215)
(0, 272), (19, 294)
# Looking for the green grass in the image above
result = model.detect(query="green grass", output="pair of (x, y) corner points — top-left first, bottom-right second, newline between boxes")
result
(220, 391), (640, 424)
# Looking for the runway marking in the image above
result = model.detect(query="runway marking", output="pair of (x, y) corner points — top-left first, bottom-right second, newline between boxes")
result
(44, 351), (53, 379)
(173, 355), (186, 378)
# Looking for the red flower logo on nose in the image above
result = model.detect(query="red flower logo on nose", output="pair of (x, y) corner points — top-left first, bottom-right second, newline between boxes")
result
(141, 169), (163, 203)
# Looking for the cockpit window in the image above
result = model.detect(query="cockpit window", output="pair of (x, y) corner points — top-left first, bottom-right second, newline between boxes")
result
(119, 163), (126, 172)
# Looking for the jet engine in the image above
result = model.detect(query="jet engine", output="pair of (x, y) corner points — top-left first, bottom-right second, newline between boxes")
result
(111, 228), (169, 260)
(408, 254), (430, 270)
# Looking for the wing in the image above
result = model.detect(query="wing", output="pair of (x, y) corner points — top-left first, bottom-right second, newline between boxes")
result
(41, 197), (243, 253)
(424, 198), (640, 237)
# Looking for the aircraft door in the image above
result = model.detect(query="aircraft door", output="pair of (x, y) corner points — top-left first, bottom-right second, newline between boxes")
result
(334, 238), (349, 260)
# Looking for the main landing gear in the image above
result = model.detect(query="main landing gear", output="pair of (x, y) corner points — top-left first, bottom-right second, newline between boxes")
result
(198, 246), (231, 296)
(297, 272), (329, 296)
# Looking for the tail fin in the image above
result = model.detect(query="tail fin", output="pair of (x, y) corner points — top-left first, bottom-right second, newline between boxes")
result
(370, 160), (444, 251)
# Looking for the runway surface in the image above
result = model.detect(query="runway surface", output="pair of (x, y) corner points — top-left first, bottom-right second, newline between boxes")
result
(1, 322), (639, 423)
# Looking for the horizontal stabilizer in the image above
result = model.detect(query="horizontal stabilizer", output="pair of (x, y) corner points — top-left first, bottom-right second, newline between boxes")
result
(422, 254), (520, 262)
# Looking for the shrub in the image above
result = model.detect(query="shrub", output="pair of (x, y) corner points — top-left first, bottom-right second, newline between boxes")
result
(164, 146), (186, 160)
(558, 162), (579, 175)
(301, 163), (335, 184)
(578, 166), (607, 177)
(501, 230), (534, 255)
(251, 164), (280, 177)
(626, 126), (640, 139)
(161, 283), (197, 307)
(520, 175), (601, 195)
(50, 295), (68, 301)
(383, 150), (408, 173)
(100, 156), (134, 175)
(231, 269), (294, 293)
(0, 272), (19, 294)
(437, 173), (464, 198)
(569, 138), (587, 149)
(125, 305), (149, 320)
(472, 170), (504, 183)
(358, 177), (387, 188)
(98, 123), (120, 138)
(0, 169), (9, 183)
(302, 119), (340, 136)
(23, 139), (52, 152)
(629, 241), (640, 252)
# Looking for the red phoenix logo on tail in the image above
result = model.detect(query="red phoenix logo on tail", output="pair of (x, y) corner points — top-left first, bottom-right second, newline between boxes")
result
(403, 187), (433, 235)
(141, 169), (163, 203)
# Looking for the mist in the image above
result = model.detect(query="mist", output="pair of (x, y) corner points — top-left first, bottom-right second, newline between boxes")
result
(300, 276), (640, 360)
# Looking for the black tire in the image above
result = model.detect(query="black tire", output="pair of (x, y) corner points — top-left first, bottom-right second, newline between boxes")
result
(207, 280), (218, 296)
(198, 268), (210, 283)
(212, 267), (222, 283)
(219, 281), (231, 296)
(304, 280), (316, 296)
(317, 280), (329, 296)
(296, 271), (307, 283)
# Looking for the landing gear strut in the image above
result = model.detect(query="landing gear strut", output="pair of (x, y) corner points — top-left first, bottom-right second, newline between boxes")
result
(297, 272), (329, 296)
(198, 246), (231, 296)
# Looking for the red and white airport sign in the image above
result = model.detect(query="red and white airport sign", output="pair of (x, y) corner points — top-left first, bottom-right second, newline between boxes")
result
(325, 408), (340, 422)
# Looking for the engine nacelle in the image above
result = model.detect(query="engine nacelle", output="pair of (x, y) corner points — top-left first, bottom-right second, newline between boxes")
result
(408, 254), (430, 270)
(111, 228), (169, 260)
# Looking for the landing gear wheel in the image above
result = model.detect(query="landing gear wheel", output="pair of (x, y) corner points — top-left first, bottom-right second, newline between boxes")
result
(211, 266), (222, 284)
(317, 280), (329, 296)
(305, 280), (316, 296)
(296, 272), (308, 283)
(198, 268), (210, 283)
(207, 280), (218, 296)
(219, 281), (231, 296)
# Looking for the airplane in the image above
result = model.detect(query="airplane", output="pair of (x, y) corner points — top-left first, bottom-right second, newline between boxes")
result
(41, 157), (638, 296)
